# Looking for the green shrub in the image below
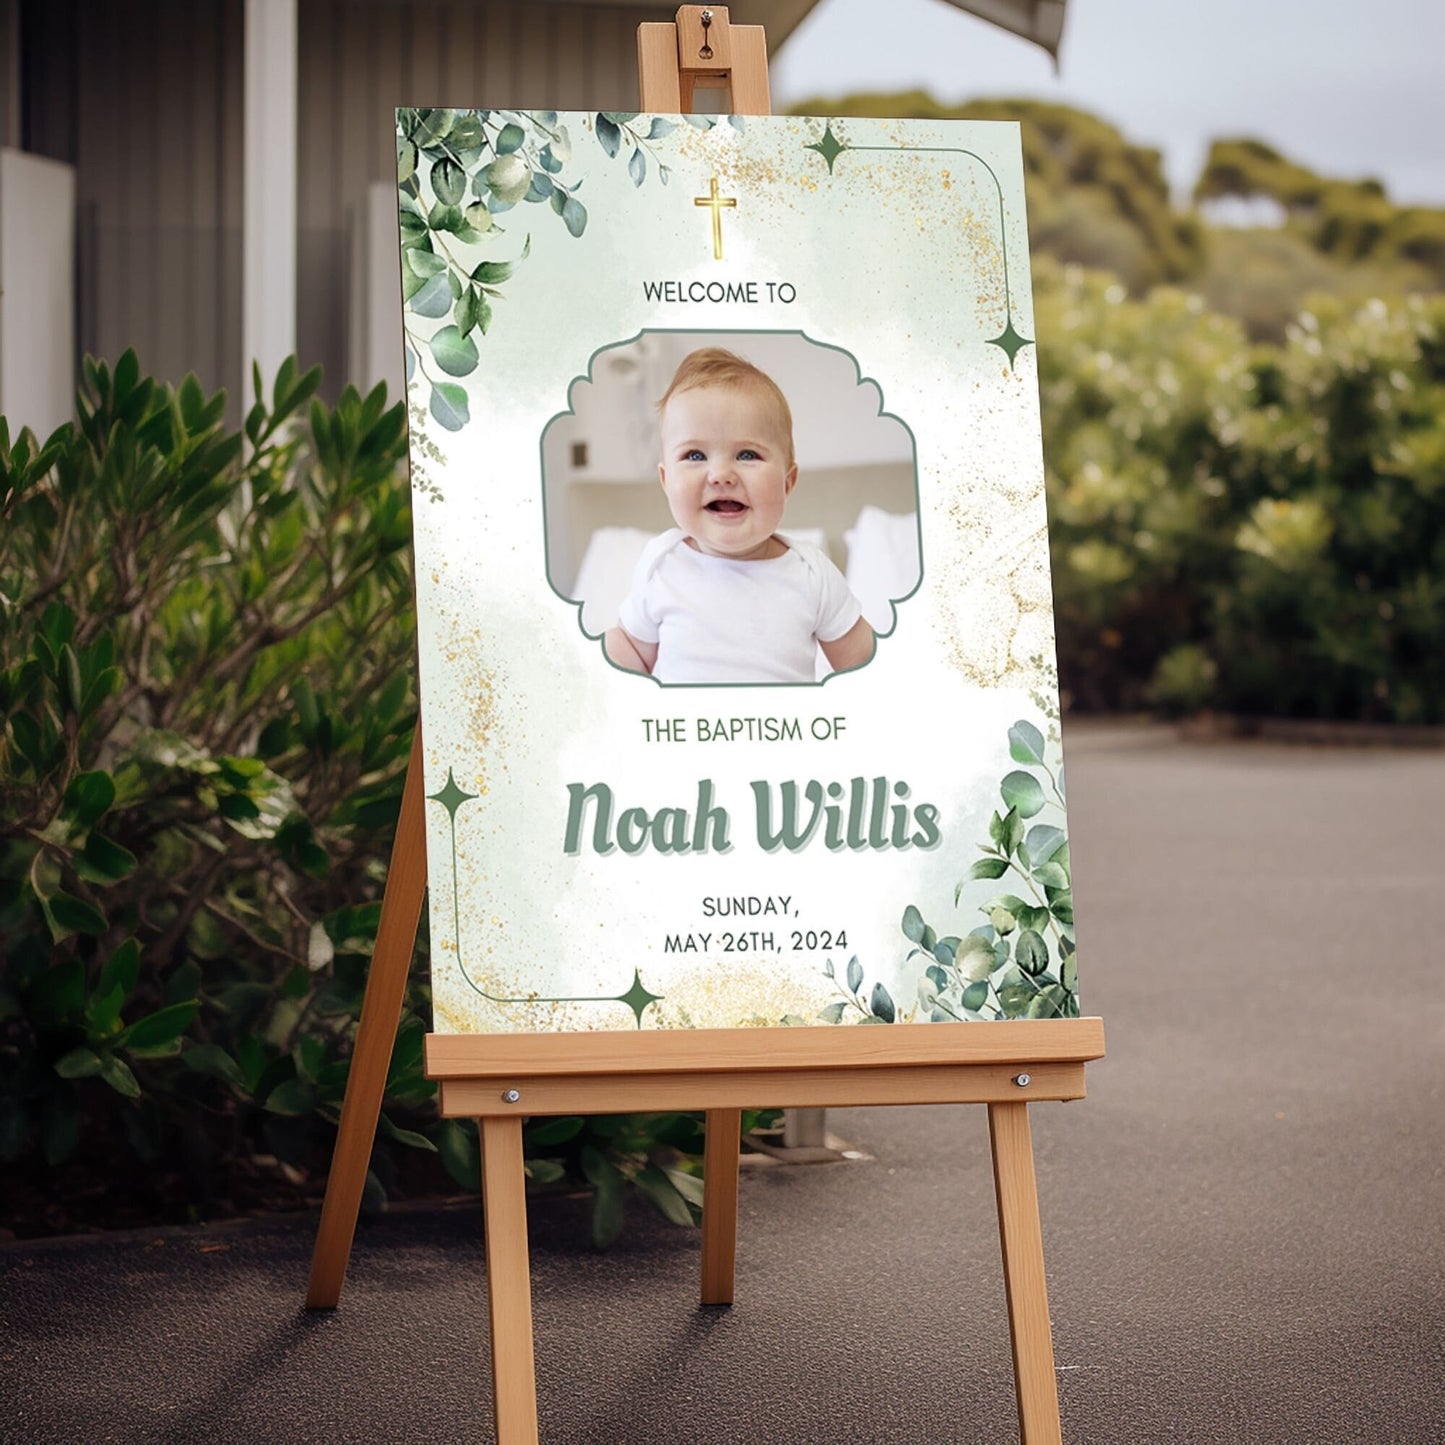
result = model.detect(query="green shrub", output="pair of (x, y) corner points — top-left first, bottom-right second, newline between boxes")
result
(1035, 262), (1251, 711)
(1038, 267), (1445, 722)
(1213, 296), (1445, 722)
(0, 352), (422, 1223)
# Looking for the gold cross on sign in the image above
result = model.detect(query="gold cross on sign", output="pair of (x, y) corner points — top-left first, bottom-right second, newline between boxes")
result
(694, 177), (737, 260)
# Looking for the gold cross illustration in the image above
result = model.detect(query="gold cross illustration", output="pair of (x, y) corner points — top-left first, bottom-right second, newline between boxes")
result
(694, 177), (737, 260)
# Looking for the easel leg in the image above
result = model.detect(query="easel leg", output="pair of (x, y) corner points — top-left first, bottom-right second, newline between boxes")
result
(989, 1101), (1063, 1445)
(305, 727), (429, 1309)
(481, 1115), (540, 1445)
(700, 1107), (741, 1305)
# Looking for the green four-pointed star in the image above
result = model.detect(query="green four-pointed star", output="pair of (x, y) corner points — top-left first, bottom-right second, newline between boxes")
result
(806, 122), (848, 174)
(986, 316), (1034, 369)
(428, 768), (477, 818)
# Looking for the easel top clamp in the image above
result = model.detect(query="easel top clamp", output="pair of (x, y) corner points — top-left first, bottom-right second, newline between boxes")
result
(638, 5), (771, 115)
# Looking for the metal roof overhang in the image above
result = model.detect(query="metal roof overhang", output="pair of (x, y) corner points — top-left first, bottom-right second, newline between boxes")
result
(558, 0), (1067, 61)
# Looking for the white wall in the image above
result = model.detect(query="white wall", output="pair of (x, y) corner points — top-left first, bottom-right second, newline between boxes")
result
(350, 181), (406, 400)
(0, 148), (75, 437)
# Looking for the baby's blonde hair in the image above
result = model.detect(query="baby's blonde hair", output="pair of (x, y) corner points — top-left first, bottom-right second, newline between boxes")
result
(657, 348), (795, 463)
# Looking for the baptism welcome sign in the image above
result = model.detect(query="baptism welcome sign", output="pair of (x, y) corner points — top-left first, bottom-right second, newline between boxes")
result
(398, 108), (1078, 1037)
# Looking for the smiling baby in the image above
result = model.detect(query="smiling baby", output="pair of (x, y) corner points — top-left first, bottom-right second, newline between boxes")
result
(604, 348), (874, 684)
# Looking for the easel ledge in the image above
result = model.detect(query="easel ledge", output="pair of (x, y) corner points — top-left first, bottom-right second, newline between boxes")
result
(426, 1018), (1105, 1116)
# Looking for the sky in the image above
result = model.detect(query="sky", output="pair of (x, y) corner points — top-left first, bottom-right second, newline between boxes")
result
(770, 0), (1445, 206)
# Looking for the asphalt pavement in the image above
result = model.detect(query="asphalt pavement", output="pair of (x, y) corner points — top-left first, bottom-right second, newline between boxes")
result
(3, 724), (1443, 1444)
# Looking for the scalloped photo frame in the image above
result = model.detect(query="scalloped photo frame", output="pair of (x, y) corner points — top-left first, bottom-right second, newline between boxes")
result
(540, 329), (922, 686)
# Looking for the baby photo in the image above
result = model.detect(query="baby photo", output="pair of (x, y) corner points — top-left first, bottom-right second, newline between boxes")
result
(543, 331), (923, 685)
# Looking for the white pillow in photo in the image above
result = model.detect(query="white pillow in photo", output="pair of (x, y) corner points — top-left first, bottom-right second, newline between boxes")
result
(572, 526), (654, 635)
(845, 506), (920, 634)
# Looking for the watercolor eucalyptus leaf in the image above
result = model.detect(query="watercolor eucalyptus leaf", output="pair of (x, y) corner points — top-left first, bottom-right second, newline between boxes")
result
(430, 325), (479, 378)
(1008, 719), (1046, 766)
(1015, 929), (1049, 975)
(449, 111), (488, 151)
(901, 904), (925, 943)
(410, 273), (452, 319)
(455, 287), (482, 338)
(957, 935), (996, 982)
(562, 195), (587, 238)
(414, 107), (455, 147)
(962, 979), (990, 1012)
(1019, 905), (1051, 936)
(426, 199), (461, 231)
(429, 382), (469, 432)
(846, 955), (863, 993)
(1032, 861), (1070, 889)
(986, 892), (1028, 919)
(869, 983), (896, 1023)
(1000, 770), (1046, 818)
(595, 114), (621, 158)
(484, 154), (531, 205)
(1025, 824), (1065, 866)
(997, 980), (1035, 1015)
(407, 248), (447, 278)
(432, 157), (466, 206)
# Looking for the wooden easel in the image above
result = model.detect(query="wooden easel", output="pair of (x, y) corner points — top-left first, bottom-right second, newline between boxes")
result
(306, 10), (1106, 1444)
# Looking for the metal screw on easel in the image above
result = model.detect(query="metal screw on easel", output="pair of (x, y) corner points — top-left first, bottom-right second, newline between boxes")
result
(699, 8), (714, 59)
(1013, 1073), (1032, 1088)
(502, 1089), (521, 1103)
